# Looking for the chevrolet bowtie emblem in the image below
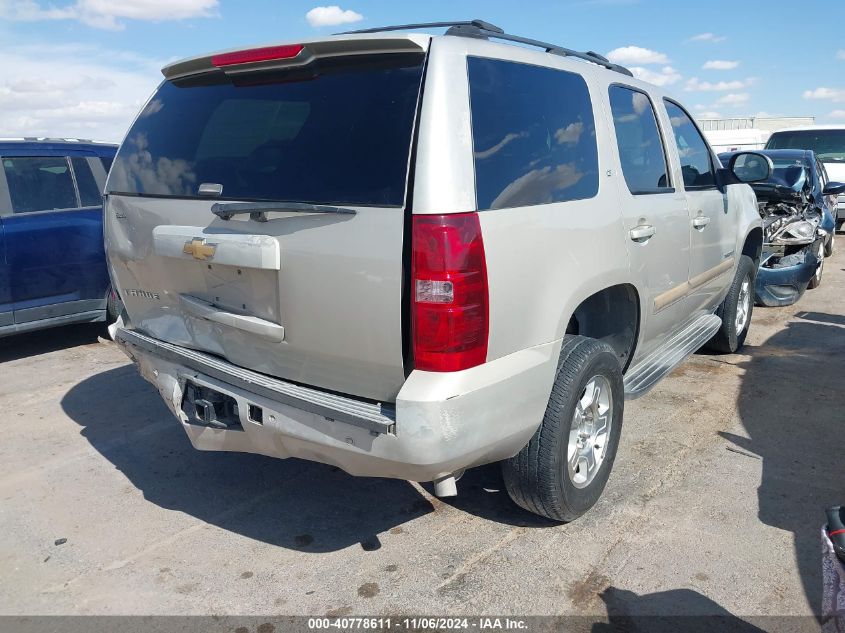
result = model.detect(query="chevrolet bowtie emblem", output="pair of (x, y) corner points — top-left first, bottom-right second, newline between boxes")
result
(183, 238), (217, 261)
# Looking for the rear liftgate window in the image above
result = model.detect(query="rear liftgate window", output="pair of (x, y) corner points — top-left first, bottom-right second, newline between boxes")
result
(467, 57), (599, 210)
(107, 54), (425, 207)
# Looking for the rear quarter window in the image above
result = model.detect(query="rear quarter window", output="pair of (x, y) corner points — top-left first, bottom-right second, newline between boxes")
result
(3, 156), (78, 213)
(467, 57), (599, 210)
(71, 157), (103, 206)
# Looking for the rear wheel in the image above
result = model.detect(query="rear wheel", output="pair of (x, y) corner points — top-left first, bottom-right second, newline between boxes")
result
(706, 255), (755, 354)
(502, 335), (624, 522)
(106, 287), (123, 324)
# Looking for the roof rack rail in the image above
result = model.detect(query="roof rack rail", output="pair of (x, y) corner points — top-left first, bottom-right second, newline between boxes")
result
(341, 19), (504, 36)
(338, 19), (633, 77)
(6, 136), (98, 143)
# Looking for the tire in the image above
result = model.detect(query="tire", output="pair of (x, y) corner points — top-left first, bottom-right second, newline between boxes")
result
(502, 335), (624, 522)
(706, 255), (755, 354)
(824, 231), (834, 258)
(808, 243), (824, 290)
(106, 286), (123, 324)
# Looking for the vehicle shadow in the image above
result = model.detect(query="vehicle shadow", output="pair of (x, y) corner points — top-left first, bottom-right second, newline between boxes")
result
(60, 366), (435, 553)
(726, 315), (845, 615)
(590, 586), (771, 632)
(0, 323), (105, 363)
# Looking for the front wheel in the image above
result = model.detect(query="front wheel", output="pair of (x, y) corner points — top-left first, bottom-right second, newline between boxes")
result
(808, 242), (825, 289)
(706, 255), (755, 354)
(502, 336), (624, 522)
(824, 231), (834, 258)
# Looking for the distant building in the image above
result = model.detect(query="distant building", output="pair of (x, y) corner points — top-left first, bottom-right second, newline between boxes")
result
(696, 116), (816, 153)
(697, 116), (815, 132)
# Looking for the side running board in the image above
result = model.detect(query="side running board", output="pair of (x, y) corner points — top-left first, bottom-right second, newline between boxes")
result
(623, 313), (722, 399)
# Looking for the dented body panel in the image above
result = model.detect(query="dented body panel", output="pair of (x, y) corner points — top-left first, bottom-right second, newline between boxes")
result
(115, 319), (559, 482)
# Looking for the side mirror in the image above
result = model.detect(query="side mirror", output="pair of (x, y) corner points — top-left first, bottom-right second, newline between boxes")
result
(728, 152), (773, 183)
(823, 181), (845, 196)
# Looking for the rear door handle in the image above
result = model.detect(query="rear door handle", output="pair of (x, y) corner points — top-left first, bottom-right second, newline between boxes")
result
(629, 224), (656, 242)
(692, 215), (711, 229)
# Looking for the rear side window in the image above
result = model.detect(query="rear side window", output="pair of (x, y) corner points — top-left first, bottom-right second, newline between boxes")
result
(468, 57), (599, 210)
(3, 156), (78, 213)
(608, 86), (671, 194)
(71, 157), (102, 206)
(107, 54), (425, 207)
(663, 100), (716, 189)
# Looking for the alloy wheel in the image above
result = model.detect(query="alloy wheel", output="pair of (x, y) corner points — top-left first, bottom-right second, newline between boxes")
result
(735, 277), (751, 335)
(567, 375), (613, 488)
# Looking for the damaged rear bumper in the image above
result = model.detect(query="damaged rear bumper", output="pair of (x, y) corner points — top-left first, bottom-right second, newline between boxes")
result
(754, 240), (821, 307)
(112, 323), (558, 483)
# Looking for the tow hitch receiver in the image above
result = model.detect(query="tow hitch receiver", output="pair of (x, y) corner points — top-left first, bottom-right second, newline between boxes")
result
(181, 382), (242, 430)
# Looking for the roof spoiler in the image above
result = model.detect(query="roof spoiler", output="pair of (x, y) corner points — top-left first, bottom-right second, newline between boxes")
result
(161, 36), (427, 81)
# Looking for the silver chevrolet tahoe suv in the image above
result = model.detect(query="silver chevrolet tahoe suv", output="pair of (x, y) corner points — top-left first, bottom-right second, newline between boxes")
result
(105, 20), (768, 521)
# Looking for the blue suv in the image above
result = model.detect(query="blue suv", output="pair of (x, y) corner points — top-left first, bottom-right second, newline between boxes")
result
(0, 139), (118, 337)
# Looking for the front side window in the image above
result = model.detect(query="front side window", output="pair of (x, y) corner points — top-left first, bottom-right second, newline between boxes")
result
(107, 54), (425, 207)
(608, 86), (671, 194)
(468, 57), (599, 210)
(663, 100), (716, 189)
(3, 156), (78, 213)
(817, 160), (828, 188)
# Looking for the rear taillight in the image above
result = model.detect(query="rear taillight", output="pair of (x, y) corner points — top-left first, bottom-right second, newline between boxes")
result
(412, 213), (489, 372)
(212, 44), (304, 67)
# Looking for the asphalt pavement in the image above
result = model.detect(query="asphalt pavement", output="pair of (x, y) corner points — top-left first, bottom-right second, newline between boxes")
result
(1, 245), (843, 628)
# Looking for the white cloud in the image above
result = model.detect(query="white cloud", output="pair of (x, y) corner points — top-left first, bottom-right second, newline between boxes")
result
(606, 46), (669, 65)
(702, 60), (738, 70)
(490, 163), (584, 209)
(685, 77), (754, 92)
(629, 65), (682, 87)
(474, 132), (526, 160)
(837, 50), (845, 60)
(305, 5), (362, 27)
(696, 111), (722, 118)
(687, 32), (726, 43)
(828, 110), (845, 120)
(0, 0), (219, 30)
(0, 43), (162, 141)
(716, 93), (750, 105)
(803, 87), (845, 102)
(554, 122), (584, 145)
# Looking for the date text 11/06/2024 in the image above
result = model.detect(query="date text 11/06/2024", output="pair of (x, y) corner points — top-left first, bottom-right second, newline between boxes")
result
(307, 617), (528, 630)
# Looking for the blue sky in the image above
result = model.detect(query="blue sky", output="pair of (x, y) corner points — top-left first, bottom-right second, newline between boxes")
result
(1, 0), (843, 141)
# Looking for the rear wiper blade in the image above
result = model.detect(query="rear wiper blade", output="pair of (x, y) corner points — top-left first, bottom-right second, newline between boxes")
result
(211, 201), (356, 222)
